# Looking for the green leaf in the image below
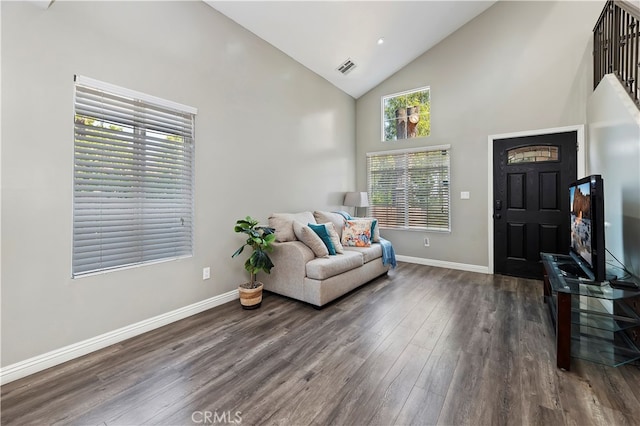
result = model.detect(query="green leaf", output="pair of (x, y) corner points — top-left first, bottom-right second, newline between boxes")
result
(258, 226), (275, 235)
(244, 258), (254, 273)
(249, 250), (274, 274)
(231, 245), (245, 258)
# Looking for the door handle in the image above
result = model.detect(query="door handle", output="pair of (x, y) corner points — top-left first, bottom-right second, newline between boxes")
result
(494, 213), (502, 220)
(495, 200), (502, 210)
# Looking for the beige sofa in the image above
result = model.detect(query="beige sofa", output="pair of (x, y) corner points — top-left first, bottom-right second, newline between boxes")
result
(260, 211), (390, 307)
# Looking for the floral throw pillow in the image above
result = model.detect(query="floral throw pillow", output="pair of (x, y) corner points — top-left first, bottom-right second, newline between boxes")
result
(341, 219), (373, 247)
(353, 217), (380, 242)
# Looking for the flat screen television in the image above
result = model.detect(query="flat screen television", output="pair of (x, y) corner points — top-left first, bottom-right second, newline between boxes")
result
(568, 174), (606, 282)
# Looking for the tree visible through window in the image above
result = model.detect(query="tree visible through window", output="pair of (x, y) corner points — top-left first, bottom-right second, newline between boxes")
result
(382, 87), (430, 141)
(367, 146), (450, 231)
(72, 76), (197, 277)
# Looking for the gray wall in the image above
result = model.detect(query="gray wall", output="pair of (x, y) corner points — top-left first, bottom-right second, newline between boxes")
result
(356, 0), (604, 268)
(1, 1), (355, 366)
(587, 75), (640, 277)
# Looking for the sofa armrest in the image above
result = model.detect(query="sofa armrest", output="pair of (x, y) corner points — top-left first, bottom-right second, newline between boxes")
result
(260, 241), (315, 300)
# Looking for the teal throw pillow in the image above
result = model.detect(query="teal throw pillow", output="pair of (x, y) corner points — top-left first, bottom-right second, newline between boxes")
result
(308, 223), (336, 255)
(370, 218), (378, 241)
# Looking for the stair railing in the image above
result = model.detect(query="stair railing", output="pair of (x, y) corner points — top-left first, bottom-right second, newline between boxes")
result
(594, 0), (640, 107)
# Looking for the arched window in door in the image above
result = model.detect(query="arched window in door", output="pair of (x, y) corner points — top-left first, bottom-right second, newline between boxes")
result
(507, 145), (559, 164)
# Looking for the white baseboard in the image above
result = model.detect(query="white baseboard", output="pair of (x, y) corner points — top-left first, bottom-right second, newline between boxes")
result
(0, 290), (238, 385)
(396, 255), (489, 274)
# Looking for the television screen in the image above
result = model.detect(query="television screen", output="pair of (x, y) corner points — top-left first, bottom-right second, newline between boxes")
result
(569, 181), (593, 267)
(569, 175), (605, 282)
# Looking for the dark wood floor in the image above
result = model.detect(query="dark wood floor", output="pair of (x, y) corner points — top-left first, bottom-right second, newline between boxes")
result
(3, 262), (640, 425)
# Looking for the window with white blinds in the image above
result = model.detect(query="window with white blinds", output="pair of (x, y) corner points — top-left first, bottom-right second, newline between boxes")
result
(72, 75), (197, 277)
(367, 145), (450, 231)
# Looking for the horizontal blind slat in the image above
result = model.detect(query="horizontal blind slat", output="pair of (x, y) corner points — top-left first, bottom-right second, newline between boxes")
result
(75, 86), (194, 136)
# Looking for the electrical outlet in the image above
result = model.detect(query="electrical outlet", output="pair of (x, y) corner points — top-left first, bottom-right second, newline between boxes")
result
(424, 237), (430, 247)
(202, 267), (210, 280)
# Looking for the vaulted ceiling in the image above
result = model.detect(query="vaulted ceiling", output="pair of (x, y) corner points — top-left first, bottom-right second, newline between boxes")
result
(205, 1), (497, 98)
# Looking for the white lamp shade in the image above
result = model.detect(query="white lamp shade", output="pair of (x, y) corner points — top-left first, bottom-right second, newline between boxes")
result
(343, 192), (369, 207)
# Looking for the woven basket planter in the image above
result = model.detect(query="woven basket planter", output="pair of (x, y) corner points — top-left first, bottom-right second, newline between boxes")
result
(238, 282), (263, 309)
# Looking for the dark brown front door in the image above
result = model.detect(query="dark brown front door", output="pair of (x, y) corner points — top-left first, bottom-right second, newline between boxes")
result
(493, 131), (578, 279)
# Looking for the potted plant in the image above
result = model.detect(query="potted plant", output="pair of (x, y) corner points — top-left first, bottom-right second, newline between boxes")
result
(232, 216), (276, 309)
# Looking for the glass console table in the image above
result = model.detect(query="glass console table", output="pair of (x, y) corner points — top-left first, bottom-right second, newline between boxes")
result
(540, 252), (640, 370)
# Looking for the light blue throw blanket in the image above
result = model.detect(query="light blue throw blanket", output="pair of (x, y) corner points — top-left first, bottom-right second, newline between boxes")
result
(379, 237), (397, 269)
(334, 211), (397, 269)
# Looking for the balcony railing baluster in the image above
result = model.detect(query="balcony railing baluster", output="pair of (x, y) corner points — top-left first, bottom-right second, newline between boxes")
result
(594, 0), (640, 107)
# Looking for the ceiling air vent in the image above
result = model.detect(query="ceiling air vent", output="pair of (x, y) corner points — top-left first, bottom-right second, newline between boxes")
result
(337, 58), (357, 75)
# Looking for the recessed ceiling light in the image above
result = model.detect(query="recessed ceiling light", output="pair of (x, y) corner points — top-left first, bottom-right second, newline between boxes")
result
(377, 38), (385, 45)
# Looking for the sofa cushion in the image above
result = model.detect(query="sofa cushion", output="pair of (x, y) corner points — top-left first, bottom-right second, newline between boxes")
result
(306, 251), (363, 280)
(314, 211), (346, 239)
(308, 223), (336, 255)
(343, 243), (383, 263)
(269, 212), (317, 242)
(324, 222), (344, 254)
(293, 221), (328, 257)
(341, 219), (373, 247)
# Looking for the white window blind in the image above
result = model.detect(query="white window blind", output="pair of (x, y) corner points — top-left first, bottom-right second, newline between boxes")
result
(72, 76), (197, 277)
(367, 145), (450, 231)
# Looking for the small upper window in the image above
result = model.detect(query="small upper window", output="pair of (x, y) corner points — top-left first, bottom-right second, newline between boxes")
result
(507, 145), (559, 164)
(382, 87), (430, 142)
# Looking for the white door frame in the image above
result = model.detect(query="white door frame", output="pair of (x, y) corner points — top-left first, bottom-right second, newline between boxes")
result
(487, 125), (586, 274)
